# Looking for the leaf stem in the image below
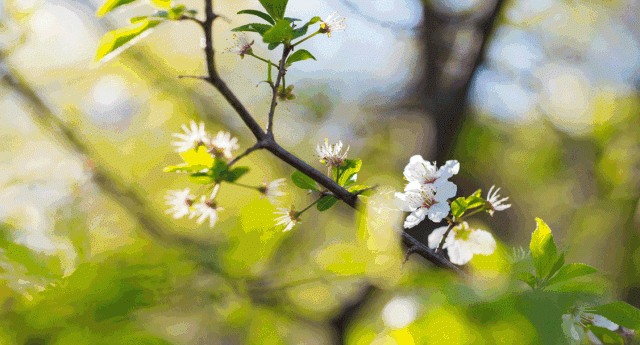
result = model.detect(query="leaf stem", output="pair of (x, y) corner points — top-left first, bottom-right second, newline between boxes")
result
(248, 53), (279, 68)
(436, 222), (457, 253)
(297, 197), (322, 216)
(293, 30), (320, 47)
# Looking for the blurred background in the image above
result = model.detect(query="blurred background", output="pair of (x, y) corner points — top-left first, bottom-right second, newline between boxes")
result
(0, 0), (639, 343)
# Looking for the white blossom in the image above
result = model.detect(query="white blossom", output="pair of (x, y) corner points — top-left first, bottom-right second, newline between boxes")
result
(427, 222), (496, 265)
(486, 185), (511, 216)
(319, 12), (346, 37)
(316, 139), (349, 167)
(165, 188), (195, 219)
(208, 131), (240, 160)
(171, 121), (209, 152)
(562, 311), (620, 344)
(274, 205), (299, 232)
(260, 178), (286, 205)
(225, 33), (254, 57)
(403, 156), (459, 191)
(395, 180), (457, 226)
(190, 185), (222, 228)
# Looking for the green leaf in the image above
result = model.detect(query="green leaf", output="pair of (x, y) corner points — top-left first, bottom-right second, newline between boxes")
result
(94, 19), (163, 62)
(592, 302), (640, 330)
(130, 16), (148, 24)
(96, 0), (138, 17)
(188, 172), (215, 185)
(258, 0), (289, 20)
(162, 163), (208, 173)
(333, 159), (362, 187)
(317, 196), (338, 211)
(149, 0), (171, 9)
(516, 272), (537, 290)
(180, 146), (215, 167)
(544, 252), (565, 281)
(284, 17), (301, 23)
(231, 23), (273, 35)
(348, 185), (372, 196)
(262, 19), (293, 44)
(268, 42), (281, 50)
(0, 232), (61, 278)
(530, 218), (558, 279)
(291, 170), (319, 191)
(587, 326), (625, 344)
(237, 9), (275, 25)
(465, 195), (485, 209)
(286, 49), (316, 66)
(292, 16), (321, 40)
(545, 263), (597, 288)
(220, 166), (250, 183)
(450, 197), (468, 218)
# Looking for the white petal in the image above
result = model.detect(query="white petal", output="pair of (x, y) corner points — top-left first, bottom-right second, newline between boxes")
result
(426, 202), (450, 223)
(404, 208), (426, 228)
(464, 229), (497, 255)
(447, 240), (474, 265)
(586, 330), (603, 345)
(404, 180), (425, 192)
(433, 180), (457, 201)
(427, 226), (450, 249)
(591, 314), (619, 331)
(438, 160), (460, 180)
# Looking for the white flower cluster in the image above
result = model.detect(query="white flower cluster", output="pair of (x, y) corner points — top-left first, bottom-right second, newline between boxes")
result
(172, 121), (239, 160)
(563, 311), (634, 344)
(319, 12), (346, 37)
(395, 156), (460, 227)
(427, 222), (496, 265)
(165, 186), (222, 228)
(316, 139), (349, 167)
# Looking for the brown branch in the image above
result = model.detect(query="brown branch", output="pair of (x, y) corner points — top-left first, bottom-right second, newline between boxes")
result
(266, 45), (293, 136)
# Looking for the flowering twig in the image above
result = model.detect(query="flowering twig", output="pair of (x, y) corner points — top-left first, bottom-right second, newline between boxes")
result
(437, 222), (456, 253)
(266, 45), (293, 136)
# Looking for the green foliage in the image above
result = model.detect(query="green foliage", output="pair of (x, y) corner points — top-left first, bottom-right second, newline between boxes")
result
(593, 301), (640, 330)
(317, 195), (338, 211)
(332, 159), (361, 187)
(292, 17), (321, 40)
(348, 185), (372, 195)
(232, 23), (273, 35)
(545, 263), (598, 288)
(291, 170), (319, 191)
(220, 166), (250, 183)
(237, 9), (276, 25)
(286, 49), (316, 66)
(450, 189), (483, 218)
(530, 218), (558, 279)
(262, 19), (294, 44)
(148, 0), (171, 9)
(0, 230), (64, 280)
(95, 19), (163, 62)
(588, 325), (625, 344)
(257, 0), (289, 20)
(96, 0), (138, 17)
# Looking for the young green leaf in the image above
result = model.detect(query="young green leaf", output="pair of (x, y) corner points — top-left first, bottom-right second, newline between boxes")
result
(592, 301), (640, 330)
(258, 0), (289, 20)
(96, 0), (138, 17)
(545, 263), (597, 288)
(163, 163), (209, 173)
(284, 17), (301, 23)
(95, 19), (163, 62)
(268, 42), (281, 50)
(237, 9), (276, 25)
(544, 251), (565, 281)
(149, 0), (170, 9)
(286, 49), (316, 66)
(450, 197), (468, 218)
(317, 195), (338, 211)
(231, 23), (273, 36)
(189, 172), (215, 185)
(179, 146), (215, 167)
(262, 19), (294, 44)
(465, 194), (485, 209)
(292, 16), (321, 40)
(587, 326), (625, 344)
(529, 218), (558, 279)
(516, 272), (537, 290)
(348, 185), (372, 196)
(333, 159), (361, 186)
(220, 167), (250, 183)
(130, 16), (148, 24)
(291, 170), (319, 191)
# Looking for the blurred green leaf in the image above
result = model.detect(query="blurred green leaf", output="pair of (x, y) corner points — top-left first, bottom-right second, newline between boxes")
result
(238, 9), (275, 25)
(516, 272), (537, 290)
(545, 263), (597, 288)
(587, 326), (625, 344)
(451, 197), (467, 218)
(220, 166), (250, 183)
(291, 170), (319, 191)
(348, 185), (372, 195)
(317, 196), (338, 211)
(162, 163), (208, 173)
(292, 16), (321, 40)
(262, 19), (294, 44)
(0, 232), (62, 279)
(286, 49), (316, 66)
(149, 0), (170, 9)
(333, 159), (361, 187)
(231, 23), (272, 35)
(258, 0), (289, 20)
(180, 146), (214, 167)
(95, 19), (163, 62)
(592, 302), (640, 330)
(545, 252), (565, 281)
(96, 0), (137, 17)
(562, 315), (585, 342)
(530, 218), (558, 279)
(130, 16), (148, 24)
(188, 172), (215, 184)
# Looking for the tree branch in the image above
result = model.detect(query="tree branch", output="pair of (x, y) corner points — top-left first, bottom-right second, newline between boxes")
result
(266, 45), (292, 136)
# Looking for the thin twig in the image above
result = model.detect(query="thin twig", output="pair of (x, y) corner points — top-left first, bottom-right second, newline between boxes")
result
(266, 45), (292, 136)
(177, 75), (209, 80)
(437, 222), (456, 253)
(227, 142), (264, 167)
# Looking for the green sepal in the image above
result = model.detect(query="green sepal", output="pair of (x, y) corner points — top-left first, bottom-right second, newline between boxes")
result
(317, 195), (338, 211)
